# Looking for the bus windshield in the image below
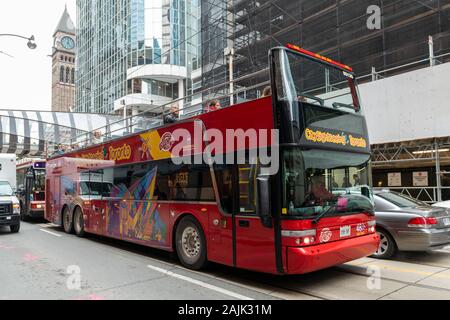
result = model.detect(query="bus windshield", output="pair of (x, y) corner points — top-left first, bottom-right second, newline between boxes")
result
(35, 169), (46, 191)
(283, 148), (374, 217)
(274, 49), (360, 112)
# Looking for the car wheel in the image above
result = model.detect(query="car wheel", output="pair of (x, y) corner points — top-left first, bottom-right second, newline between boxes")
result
(73, 207), (85, 238)
(62, 207), (74, 234)
(10, 224), (20, 233)
(372, 228), (397, 259)
(175, 216), (207, 270)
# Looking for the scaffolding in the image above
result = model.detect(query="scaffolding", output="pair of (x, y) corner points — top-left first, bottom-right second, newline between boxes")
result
(200, 0), (450, 101)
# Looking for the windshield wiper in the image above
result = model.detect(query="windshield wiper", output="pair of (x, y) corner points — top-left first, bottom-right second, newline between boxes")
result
(313, 205), (337, 224)
(301, 94), (325, 106)
(345, 206), (375, 215)
(332, 102), (354, 110)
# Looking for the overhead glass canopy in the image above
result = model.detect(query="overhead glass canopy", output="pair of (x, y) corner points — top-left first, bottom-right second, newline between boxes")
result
(0, 110), (123, 157)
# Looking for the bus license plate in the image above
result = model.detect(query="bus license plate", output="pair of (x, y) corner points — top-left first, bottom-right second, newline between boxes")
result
(340, 226), (351, 238)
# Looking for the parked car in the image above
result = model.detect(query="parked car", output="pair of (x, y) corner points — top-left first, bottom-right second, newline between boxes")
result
(0, 180), (21, 233)
(433, 201), (450, 209)
(372, 191), (450, 259)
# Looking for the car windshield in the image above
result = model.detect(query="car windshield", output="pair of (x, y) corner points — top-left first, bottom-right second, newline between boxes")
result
(377, 192), (430, 208)
(0, 182), (13, 196)
(283, 148), (374, 218)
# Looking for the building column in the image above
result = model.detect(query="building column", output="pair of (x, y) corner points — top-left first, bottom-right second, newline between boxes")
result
(178, 79), (185, 110)
(436, 141), (443, 202)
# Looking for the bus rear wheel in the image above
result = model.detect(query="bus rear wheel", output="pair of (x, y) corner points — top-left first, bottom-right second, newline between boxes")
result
(175, 216), (207, 270)
(73, 207), (85, 238)
(62, 207), (74, 234)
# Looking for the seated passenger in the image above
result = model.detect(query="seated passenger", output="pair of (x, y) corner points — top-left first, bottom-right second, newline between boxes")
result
(262, 86), (272, 97)
(304, 175), (335, 206)
(203, 100), (221, 113)
(164, 103), (180, 124)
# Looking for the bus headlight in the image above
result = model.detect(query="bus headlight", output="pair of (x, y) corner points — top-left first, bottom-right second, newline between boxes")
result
(13, 203), (21, 215)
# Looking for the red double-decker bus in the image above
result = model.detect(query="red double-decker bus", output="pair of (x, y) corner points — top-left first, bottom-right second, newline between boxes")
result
(17, 159), (46, 220)
(45, 45), (379, 274)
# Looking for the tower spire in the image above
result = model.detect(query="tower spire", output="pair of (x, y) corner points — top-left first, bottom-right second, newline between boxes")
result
(54, 6), (75, 36)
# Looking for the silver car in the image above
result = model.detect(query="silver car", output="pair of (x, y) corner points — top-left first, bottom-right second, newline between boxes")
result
(372, 191), (450, 259)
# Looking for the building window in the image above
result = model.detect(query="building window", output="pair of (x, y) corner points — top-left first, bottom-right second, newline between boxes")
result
(71, 68), (75, 84)
(66, 67), (70, 83)
(60, 66), (65, 82)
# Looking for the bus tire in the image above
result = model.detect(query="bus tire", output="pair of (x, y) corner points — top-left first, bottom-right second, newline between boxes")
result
(62, 206), (74, 234)
(73, 207), (85, 238)
(175, 216), (207, 270)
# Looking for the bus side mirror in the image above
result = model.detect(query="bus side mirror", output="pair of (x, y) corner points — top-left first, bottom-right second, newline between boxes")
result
(257, 175), (273, 228)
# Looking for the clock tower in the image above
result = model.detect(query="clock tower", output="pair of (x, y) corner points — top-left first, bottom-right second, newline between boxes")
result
(52, 6), (76, 112)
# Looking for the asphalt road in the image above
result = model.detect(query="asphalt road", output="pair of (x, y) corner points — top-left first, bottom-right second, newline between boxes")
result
(2, 220), (450, 300)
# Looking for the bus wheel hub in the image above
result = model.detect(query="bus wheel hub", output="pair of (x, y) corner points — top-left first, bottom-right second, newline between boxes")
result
(182, 227), (200, 257)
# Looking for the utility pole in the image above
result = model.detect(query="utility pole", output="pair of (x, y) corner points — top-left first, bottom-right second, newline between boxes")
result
(224, 47), (235, 106)
(429, 35), (435, 67)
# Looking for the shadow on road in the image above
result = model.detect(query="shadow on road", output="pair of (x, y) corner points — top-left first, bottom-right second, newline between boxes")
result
(393, 249), (450, 266)
(0, 226), (14, 236)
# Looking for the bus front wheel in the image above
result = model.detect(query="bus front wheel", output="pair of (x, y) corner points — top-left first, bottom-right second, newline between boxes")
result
(175, 216), (207, 270)
(62, 207), (74, 234)
(73, 207), (85, 238)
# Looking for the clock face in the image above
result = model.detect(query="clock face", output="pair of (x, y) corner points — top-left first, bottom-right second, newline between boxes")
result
(61, 36), (75, 50)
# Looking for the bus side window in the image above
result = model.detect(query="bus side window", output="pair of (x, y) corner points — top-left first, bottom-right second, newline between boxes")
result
(214, 165), (233, 214)
(238, 164), (257, 215)
(169, 165), (215, 202)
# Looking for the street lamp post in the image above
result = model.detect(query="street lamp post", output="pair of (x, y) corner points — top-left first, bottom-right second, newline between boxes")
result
(0, 34), (37, 50)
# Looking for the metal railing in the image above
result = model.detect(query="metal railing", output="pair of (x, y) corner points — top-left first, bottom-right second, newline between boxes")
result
(57, 37), (450, 155)
(57, 70), (272, 153)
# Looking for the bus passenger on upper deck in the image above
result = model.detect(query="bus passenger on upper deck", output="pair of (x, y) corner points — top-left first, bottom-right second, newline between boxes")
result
(203, 100), (221, 113)
(164, 103), (180, 124)
(262, 86), (272, 97)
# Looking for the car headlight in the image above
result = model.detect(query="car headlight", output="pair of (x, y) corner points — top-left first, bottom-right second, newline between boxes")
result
(13, 203), (20, 215)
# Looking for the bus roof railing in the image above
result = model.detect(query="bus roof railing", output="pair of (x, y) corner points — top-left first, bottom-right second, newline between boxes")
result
(55, 47), (450, 156)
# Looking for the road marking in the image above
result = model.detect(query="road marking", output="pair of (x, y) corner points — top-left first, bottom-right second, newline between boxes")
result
(38, 223), (60, 228)
(148, 265), (254, 300)
(39, 229), (63, 237)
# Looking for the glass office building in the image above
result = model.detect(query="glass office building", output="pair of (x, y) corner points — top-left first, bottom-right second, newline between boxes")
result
(75, 0), (201, 114)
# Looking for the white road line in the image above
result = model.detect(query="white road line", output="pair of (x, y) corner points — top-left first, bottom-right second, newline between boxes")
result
(39, 229), (63, 238)
(148, 265), (254, 300)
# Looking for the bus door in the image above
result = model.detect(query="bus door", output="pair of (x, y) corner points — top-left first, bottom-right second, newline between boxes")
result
(233, 164), (277, 273)
(24, 168), (34, 215)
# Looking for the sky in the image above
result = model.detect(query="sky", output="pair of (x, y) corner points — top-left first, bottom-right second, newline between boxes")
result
(0, 0), (77, 111)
